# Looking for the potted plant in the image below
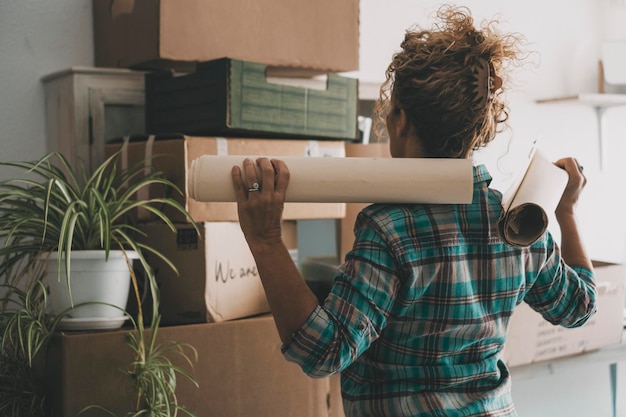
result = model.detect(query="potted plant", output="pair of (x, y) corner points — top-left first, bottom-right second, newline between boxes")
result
(0, 149), (193, 330)
(0, 279), (62, 417)
(0, 147), (199, 415)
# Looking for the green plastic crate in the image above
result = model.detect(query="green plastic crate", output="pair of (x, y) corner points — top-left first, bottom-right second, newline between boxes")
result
(145, 58), (359, 140)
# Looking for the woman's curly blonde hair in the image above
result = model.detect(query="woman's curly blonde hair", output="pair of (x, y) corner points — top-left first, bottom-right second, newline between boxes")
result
(375, 5), (525, 158)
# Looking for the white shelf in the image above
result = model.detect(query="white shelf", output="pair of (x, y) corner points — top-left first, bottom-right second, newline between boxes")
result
(536, 93), (626, 170)
(536, 93), (626, 107)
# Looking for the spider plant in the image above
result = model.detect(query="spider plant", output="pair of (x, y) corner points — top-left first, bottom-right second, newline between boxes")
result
(0, 148), (194, 314)
(81, 314), (199, 417)
(0, 148), (200, 415)
(1, 266), (199, 417)
(0, 279), (65, 417)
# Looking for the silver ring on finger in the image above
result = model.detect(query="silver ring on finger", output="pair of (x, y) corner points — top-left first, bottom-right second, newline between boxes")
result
(248, 182), (260, 192)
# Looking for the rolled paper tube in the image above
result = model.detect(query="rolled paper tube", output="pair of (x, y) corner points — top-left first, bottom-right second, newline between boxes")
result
(496, 148), (569, 247)
(188, 156), (474, 204)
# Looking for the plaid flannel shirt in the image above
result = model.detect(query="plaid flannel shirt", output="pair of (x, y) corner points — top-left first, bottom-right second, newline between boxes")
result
(283, 165), (596, 417)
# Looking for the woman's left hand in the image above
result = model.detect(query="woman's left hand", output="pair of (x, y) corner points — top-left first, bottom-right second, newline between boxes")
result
(231, 157), (290, 249)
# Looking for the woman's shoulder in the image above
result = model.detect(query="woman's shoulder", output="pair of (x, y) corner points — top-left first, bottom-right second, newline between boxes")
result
(357, 203), (433, 232)
(361, 203), (425, 218)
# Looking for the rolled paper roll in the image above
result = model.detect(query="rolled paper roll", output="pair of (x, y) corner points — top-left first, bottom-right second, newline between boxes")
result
(496, 148), (569, 247)
(188, 156), (474, 204)
(497, 204), (549, 248)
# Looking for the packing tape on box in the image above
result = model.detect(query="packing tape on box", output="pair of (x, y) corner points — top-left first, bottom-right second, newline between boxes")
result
(119, 135), (155, 219)
(188, 155), (474, 204)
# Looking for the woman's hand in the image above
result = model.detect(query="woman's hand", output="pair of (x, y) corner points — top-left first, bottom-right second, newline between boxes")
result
(553, 157), (592, 270)
(554, 157), (586, 217)
(231, 157), (290, 248)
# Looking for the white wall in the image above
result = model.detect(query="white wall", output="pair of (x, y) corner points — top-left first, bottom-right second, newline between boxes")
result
(0, 0), (93, 176)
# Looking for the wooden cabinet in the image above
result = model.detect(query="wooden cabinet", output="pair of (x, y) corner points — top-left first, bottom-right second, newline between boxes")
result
(42, 67), (145, 172)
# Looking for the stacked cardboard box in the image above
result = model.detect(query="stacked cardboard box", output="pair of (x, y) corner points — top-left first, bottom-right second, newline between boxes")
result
(94, 0), (361, 142)
(104, 135), (347, 324)
(46, 3), (362, 415)
(105, 135), (347, 223)
(92, 0), (359, 73)
(94, 0), (361, 322)
(94, 0), (361, 325)
(46, 314), (344, 417)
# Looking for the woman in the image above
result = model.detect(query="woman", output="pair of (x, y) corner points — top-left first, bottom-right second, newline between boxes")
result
(231, 5), (595, 416)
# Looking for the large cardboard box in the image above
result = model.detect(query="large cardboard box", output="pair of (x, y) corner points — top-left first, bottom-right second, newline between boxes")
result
(137, 221), (299, 325)
(145, 58), (359, 141)
(578, 264), (626, 351)
(92, 0), (359, 73)
(105, 135), (347, 222)
(45, 314), (341, 417)
(502, 263), (626, 367)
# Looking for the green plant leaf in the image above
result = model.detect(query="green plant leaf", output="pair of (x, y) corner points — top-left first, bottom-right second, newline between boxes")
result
(1, 149), (201, 416)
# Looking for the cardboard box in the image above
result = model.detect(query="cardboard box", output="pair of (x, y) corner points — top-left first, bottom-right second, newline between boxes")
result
(144, 58), (359, 140)
(45, 314), (337, 417)
(137, 221), (300, 325)
(338, 143), (391, 261)
(92, 0), (359, 73)
(501, 302), (538, 367)
(580, 264), (626, 351)
(105, 135), (347, 222)
(502, 263), (626, 367)
(329, 372), (346, 417)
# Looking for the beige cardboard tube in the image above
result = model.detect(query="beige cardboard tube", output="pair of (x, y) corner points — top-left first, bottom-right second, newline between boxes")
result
(188, 156), (474, 204)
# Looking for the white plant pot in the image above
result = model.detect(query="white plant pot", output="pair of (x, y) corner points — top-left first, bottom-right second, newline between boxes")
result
(41, 250), (138, 330)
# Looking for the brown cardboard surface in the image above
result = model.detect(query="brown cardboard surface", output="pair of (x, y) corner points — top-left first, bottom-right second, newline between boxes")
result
(137, 221), (299, 324)
(329, 373), (346, 417)
(93, 0), (359, 72)
(501, 303), (538, 367)
(46, 314), (334, 417)
(105, 135), (346, 222)
(338, 143), (391, 261)
(580, 263), (626, 351)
